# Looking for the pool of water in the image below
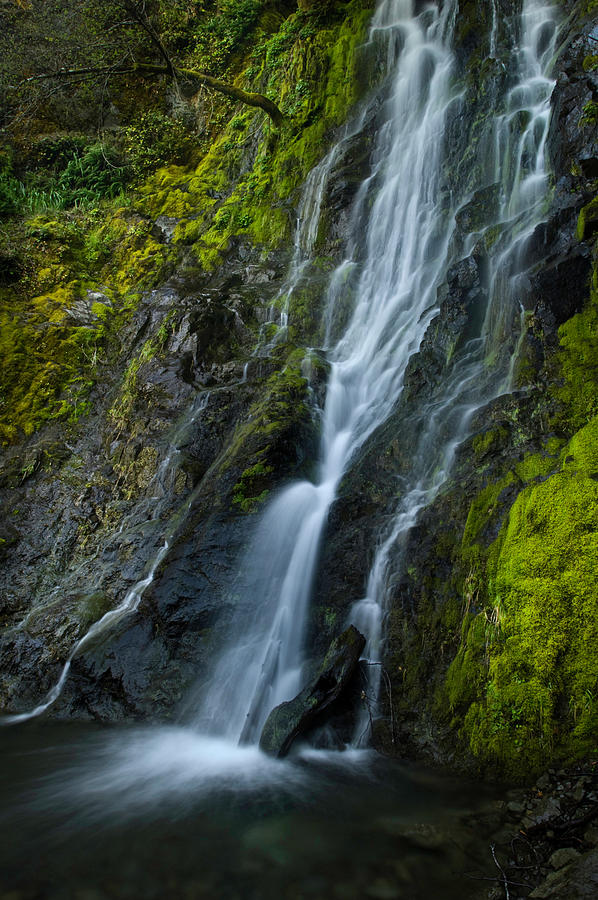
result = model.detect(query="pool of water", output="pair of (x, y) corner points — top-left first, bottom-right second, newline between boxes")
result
(0, 722), (504, 899)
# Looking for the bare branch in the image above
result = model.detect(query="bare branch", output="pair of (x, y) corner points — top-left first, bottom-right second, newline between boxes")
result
(120, 0), (174, 74)
(20, 63), (284, 126)
(490, 844), (510, 900)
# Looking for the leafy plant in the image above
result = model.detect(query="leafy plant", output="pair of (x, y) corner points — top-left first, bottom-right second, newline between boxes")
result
(0, 171), (25, 217)
(57, 144), (129, 205)
(123, 111), (194, 176)
(190, 0), (263, 76)
(0, 142), (129, 215)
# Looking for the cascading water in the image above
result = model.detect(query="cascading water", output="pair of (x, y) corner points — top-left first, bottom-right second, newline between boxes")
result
(198, 0), (559, 748)
(351, 0), (559, 739)
(197, 0), (459, 742)
(2, 0), (560, 762)
(0, 5), (570, 897)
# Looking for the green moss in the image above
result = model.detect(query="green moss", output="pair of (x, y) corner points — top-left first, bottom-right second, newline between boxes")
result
(439, 231), (598, 776)
(576, 196), (598, 242)
(514, 450), (559, 483)
(461, 471), (516, 554)
(580, 100), (598, 128)
(213, 346), (315, 509)
(471, 426), (508, 459)
(446, 418), (598, 777)
(137, 0), (373, 264)
(77, 591), (113, 630)
(108, 326), (167, 431)
(232, 460), (274, 512)
(0, 198), (176, 444)
(444, 612), (493, 712)
(553, 295), (598, 431)
(0, 279), (99, 442)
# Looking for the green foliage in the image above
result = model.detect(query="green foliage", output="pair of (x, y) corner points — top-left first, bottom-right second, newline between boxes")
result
(123, 111), (195, 177)
(189, 0), (263, 76)
(56, 144), (129, 205)
(0, 0), (373, 446)
(26, 135), (88, 171)
(136, 0), (373, 288)
(0, 141), (129, 216)
(0, 170), (25, 217)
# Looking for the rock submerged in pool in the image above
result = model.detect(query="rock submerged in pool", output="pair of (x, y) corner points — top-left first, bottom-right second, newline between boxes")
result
(259, 625), (366, 758)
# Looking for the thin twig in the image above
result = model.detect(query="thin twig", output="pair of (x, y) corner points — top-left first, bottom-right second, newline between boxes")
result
(491, 843), (510, 900)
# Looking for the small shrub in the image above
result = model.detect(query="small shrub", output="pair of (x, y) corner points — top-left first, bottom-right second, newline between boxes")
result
(0, 171), (25, 217)
(57, 144), (129, 206)
(123, 111), (194, 176)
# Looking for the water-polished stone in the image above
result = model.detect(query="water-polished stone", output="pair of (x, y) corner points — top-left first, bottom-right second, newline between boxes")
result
(259, 625), (365, 757)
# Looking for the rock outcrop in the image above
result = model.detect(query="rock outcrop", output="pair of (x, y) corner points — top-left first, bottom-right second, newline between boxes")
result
(259, 625), (365, 757)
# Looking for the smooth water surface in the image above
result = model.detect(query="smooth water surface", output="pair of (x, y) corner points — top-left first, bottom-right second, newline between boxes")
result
(0, 723), (503, 900)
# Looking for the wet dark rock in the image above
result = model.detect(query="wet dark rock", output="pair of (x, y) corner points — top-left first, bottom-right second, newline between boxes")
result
(259, 625), (366, 758)
(530, 849), (598, 899)
(531, 243), (591, 326)
(154, 215), (179, 242)
(318, 118), (377, 252)
(455, 183), (502, 233)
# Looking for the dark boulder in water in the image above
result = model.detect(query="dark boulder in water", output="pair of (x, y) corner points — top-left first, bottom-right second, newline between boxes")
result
(259, 624), (366, 758)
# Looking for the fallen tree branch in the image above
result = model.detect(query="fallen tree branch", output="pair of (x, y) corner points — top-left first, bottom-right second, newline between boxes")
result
(21, 63), (284, 126)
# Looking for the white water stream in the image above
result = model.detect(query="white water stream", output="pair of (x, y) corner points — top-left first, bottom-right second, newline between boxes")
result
(350, 0), (560, 740)
(2, 1), (559, 771)
(198, 0), (559, 747)
(198, 0), (459, 742)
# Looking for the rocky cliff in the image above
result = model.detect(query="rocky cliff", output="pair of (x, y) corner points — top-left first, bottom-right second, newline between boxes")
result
(0, 0), (597, 781)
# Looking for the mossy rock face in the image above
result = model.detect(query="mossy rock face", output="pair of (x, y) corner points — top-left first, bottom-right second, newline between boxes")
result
(455, 183), (502, 234)
(430, 235), (598, 777)
(0, 0), (374, 448)
(446, 418), (598, 777)
(1, 0), (379, 717)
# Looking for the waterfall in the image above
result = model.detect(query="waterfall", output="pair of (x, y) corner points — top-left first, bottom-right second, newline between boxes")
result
(2, 1), (559, 748)
(351, 0), (559, 741)
(198, 0), (460, 742)
(198, 0), (559, 747)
